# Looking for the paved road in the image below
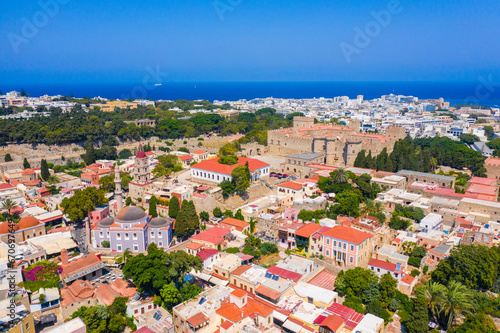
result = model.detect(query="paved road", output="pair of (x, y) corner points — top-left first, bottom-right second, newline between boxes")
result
(71, 219), (89, 255)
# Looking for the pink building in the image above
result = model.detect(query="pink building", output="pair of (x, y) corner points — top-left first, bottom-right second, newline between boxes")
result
(284, 207), (300, 222)
(322, 225), (373, 267)
(89, 206), (110, 223)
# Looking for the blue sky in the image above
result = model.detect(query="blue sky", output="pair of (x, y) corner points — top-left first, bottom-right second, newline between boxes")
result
(1, 0), (499, 84)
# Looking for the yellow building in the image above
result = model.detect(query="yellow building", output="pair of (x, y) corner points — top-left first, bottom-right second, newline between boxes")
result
(98, 101), (138, 112)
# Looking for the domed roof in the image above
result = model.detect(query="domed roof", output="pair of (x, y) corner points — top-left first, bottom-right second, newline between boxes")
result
(18, 216), (40, 229)
(0, 221), (19, 235)
(115, 206), (147, 223)
(22, 168), (35, 175)
(148, 217), (169, 228)
(96, 217), (114, 228)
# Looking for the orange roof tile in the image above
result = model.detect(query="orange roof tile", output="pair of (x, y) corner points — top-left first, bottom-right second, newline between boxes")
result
(219, 217), (249, 231)
(231, 289), (247, 298)
(295, 223), (322, 238)
(230, 265), (252, 276)
(187, 312), (209, 327)
(322, 225), (372, 244)
(192, 157), (269, 175)
(278, 181), (304, 190)
(216, 297), (273, 323)
(60, 253), (102, 277)
(320, 315), (344, 332)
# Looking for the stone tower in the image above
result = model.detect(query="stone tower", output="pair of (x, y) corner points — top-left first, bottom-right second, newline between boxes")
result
(133, 143), (151, 184)
(114, 166), (123, 213)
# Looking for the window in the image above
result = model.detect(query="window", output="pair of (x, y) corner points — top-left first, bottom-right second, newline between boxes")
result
(125, 233), (129, 240)
(117, 233), (121, 240)
(326, 238), (330, 245)
(158, 233), (162, 238)
(133, 233), (138, 240)
(343, 243), (347, 250)
(151, 231), (154, 237)
(349, 256), (353, 264)
(350, 245), (354, 252)
(117, 244), (122, 251)
(325, 249), (330, 256)
(334, 240), (337, 247)
(158, 242), (163, 246)
(100, 232), (103, 237)
(133, 244), (139, 251)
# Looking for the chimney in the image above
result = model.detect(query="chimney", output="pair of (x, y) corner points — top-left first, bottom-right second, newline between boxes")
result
(61, 249), (69, 265)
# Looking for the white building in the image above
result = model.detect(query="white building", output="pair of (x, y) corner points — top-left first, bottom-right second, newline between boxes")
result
(190, 157), (270, 184)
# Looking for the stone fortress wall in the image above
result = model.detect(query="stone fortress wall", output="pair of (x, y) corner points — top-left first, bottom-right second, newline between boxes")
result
(268, 116), (405, 167)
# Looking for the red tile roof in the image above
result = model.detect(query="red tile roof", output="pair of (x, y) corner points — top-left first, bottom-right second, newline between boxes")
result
(192, 157), (269, 175)
(179, 155), (194, 161)
(278, 181), (304, 190)
(255, 285), (281, 300)
(400, 273), (416, 285)
(187, 312), (209, 327)
(368, 258), (397, 272)
(220, 321), (233, 329)
(191, 227), (231, 245)
(295, 223), (323, 238)
(60, 253), (102, 277)
(0, 183), (15, 190)
(192, 150), (207, 155)
(219, 217), (249, 232)
(197, 249), (219, 261)
(186, 242), (204, 250)
(320, 315), (344, 332)
(231, 289), (247, 298)
(468, 177), (497, 186)
(230, 265), (252, 276)
(267, 266), (302, 282)
(322, 225), (372, 244)
(216, 297), (273, 323)
(307, 271), (337, 291)
(325, 303), (363, 331)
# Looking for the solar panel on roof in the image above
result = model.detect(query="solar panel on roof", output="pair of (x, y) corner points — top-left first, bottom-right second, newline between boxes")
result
(199, 297), (206, 305)
(272, 275), (279, 281)
(265, 272), (272, 278)
(153, 310), (162, 321)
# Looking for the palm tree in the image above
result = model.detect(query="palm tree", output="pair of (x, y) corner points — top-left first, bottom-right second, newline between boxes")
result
(1, 199), (18, 218)
(417, 280), (446, 323)
(441, 281), (474, 330)
(373, 201), (384, 215)
(360, 200), (374, 218)
(116, 248), (133, 265)
(333, 168), (348, 184)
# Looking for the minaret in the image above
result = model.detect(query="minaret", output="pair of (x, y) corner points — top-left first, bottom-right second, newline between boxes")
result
(114, 166), (123, 213)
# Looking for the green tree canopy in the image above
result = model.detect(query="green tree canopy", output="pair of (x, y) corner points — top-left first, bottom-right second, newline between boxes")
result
(60, 187), (108, 222)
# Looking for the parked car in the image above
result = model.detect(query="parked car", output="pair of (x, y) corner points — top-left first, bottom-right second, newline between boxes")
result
(282, 174), (289, 178)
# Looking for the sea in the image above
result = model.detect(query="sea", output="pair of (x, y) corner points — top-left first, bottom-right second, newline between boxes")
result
(4, 81), (500, 107)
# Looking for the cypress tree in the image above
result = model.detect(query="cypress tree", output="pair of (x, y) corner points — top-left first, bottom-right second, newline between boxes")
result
(376, 148), (388, 171)
(354, 150), (366, 168)
(186, 200), (199, 233)
(40, 159), (50, 181)
(4, 154), (12, 162)
(23, 158), (30, 169)
(168, 196), (180, 218)
(149, 196), (158, 218)
(83, 138), (96, 165)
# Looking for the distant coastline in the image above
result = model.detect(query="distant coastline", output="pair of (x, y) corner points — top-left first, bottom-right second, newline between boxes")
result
(2, 81), (499, 107)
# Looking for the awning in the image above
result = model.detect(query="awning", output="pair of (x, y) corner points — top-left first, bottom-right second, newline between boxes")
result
(282, 319), (303, 333)
(273, 310), (288, 323)
(209, 276), (229, 286)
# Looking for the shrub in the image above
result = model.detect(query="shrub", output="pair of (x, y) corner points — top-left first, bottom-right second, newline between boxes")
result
(102, 241), (110, 248)
(219, 155), (238, 165)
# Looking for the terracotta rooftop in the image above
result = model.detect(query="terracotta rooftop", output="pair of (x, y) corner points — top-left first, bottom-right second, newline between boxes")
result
(95, 279), (137, 306)
(219, 217), (249, 231)
(295, 223), (323, 238)
(278, 181), (304, 190)
(192, 157), (269, 175)
(307, 271), (337, 291)
(255, 285), (281, 300)
(320, 314), (344, 332)
(216, 296), (273, 323)
(191, 226), (231, 245)
(267, 266), (302, 282)
(322, 225), (372, 244)
(186, 312), (209, 327)
(468, 177), (497, 186)
(231, 289), (247, 298)
(186, 242), (204, 250)
(192, 150), (207, 155)
(230, 265), (252, 276)
(197, 249), (219, 261)
(60, 253), (102, 278)
(368, 258), (398, 272)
